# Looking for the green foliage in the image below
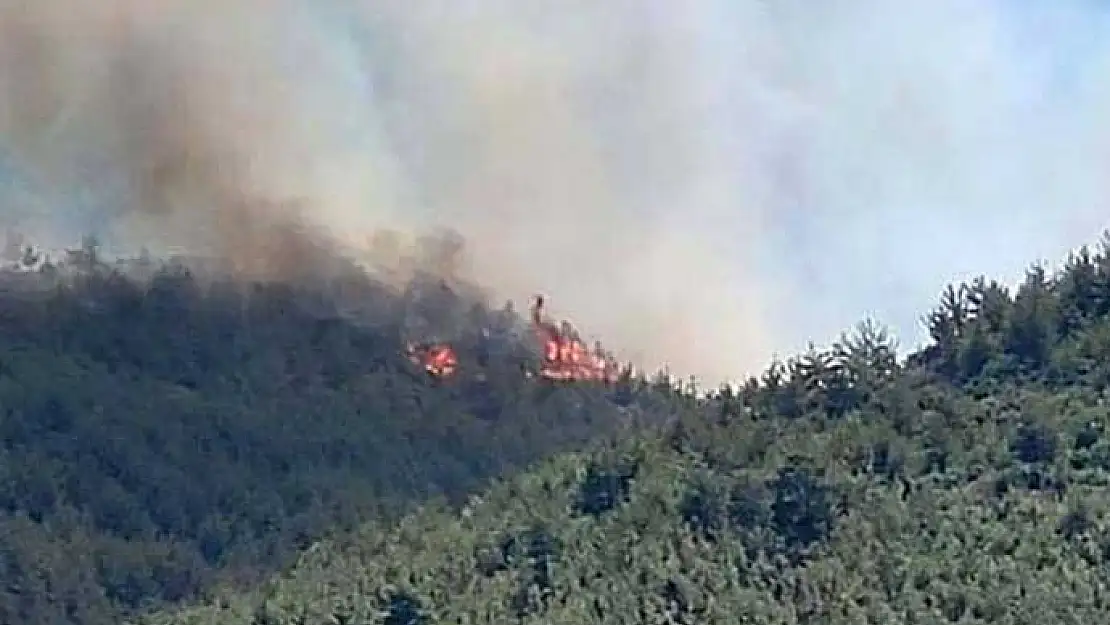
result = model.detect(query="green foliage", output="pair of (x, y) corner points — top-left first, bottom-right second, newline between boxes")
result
(572, 459), (636, 517)
(768, 465), (834, 551)
(0, 244), (673, 624)
(18, 231), (1110, 624)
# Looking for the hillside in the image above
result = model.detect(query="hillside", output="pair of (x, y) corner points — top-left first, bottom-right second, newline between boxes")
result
(141, 235), (1110, 624)
(0, 237), (681, 625)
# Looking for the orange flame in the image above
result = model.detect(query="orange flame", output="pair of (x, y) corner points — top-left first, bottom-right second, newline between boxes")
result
(403, 293), (621, 384)
(406, 342), (459, 378)
(530, 294), (621, 384)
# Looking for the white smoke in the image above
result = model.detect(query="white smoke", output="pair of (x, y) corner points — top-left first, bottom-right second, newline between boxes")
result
(1, 0), (1108, 384)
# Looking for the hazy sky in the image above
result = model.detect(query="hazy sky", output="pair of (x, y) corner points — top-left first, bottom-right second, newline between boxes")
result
(1, 0), (1108, 384)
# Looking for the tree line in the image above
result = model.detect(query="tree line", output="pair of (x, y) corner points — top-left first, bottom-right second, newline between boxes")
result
(143, 233), (1110, 624)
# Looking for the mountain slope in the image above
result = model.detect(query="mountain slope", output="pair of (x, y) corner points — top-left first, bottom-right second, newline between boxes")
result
(142, 235), (1110, 624)
(0, 245), (676, 625)
(140, 385), (1110, 624)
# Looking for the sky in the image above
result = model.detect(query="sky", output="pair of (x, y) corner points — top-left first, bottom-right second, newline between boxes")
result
(1, 0), (1109, 384)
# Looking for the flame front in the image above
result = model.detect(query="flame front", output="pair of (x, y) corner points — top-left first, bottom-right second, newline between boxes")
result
(530, 294), (621, 384)
(403, 293), (622, 384)
(406, 342), (459, 378)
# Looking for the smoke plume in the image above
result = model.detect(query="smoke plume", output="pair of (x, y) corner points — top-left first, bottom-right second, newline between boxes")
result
(1, 1), (1108, 384)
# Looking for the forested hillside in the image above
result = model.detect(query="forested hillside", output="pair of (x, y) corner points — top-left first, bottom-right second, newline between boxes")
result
(0, 236), (680, 625)
(143, 234), (1110, 624)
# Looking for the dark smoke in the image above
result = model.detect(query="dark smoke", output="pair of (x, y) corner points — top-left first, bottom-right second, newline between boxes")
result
(2, 1), (1108, 384)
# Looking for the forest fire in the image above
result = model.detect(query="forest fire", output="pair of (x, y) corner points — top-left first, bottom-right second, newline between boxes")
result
(405, 342), (459, 378)
(405, 294), (621, 383)
(530, 295), (621, 384)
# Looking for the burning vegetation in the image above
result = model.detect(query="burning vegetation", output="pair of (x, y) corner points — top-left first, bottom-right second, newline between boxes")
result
(405, 341), (459, 378)
(529, 294), (622, 384)
(405, 293), (623, 384)
(5, 231), (626, 387)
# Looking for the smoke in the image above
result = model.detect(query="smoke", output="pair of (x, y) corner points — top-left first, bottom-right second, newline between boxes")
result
(1, 1), (1108, 384)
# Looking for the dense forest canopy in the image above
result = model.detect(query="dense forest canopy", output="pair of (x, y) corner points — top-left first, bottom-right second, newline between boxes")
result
(5, 3), (1110, 624)
(3, 231), (1110, 624)
(0, 232), (683, 625)
(141, 231), (1110, 625)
